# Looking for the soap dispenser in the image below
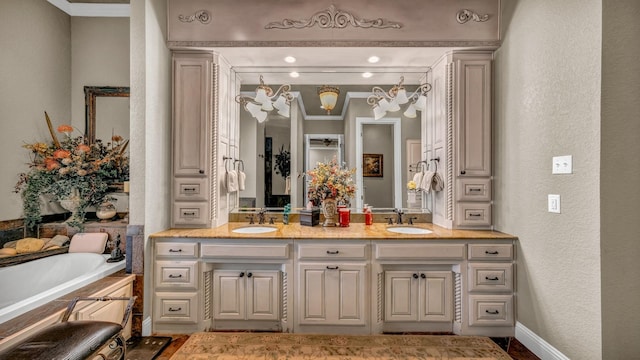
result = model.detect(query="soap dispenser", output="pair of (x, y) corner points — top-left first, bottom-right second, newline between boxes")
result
(364, 205), (373, 225)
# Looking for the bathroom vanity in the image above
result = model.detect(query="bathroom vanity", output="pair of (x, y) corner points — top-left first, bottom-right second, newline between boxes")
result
(150, 223), (516, 337)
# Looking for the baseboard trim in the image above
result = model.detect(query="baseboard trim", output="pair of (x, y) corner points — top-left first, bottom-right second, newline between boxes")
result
(142, 316), (152, 336)
(515, 322), (569, 360)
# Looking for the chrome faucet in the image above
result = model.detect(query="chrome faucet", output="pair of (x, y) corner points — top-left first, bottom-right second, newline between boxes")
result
(257, 208), (267, 224)
(394, 208), (405, 225)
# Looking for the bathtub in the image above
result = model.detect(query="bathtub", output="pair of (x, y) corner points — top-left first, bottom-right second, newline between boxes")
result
(0, 252), (125, 324)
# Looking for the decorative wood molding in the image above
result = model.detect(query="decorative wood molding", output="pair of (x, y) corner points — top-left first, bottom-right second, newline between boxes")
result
(178, 10), (211, 24)
(265, 5), (402, 30)
(446, 63), (454, 221)
(456, 9), (490, 24)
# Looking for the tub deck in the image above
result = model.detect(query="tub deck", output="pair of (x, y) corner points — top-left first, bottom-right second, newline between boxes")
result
(0, 270), (134, 346)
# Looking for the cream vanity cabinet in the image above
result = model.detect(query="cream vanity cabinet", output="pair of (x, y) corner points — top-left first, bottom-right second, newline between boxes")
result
(152, 240), (204, 334)
(295, 241), (369, 334)
(171, 52), (213, 228)
(383, 270), (453, 323)
(201, 240), (292, 332)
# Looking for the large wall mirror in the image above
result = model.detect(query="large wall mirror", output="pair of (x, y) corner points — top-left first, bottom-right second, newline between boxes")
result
(84, 86), (130, 144)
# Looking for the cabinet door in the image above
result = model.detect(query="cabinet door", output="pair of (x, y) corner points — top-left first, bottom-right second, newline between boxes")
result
(76, 284), (132, 339)
(246, 270), (280, 321)
(455, 58), (491, 177)
(298, 263), (367, 326)
(213, 270), (245, 320)
(418, 271), (453, 322)
(173, 53), (211, 177)
(384, 271), (419, 322)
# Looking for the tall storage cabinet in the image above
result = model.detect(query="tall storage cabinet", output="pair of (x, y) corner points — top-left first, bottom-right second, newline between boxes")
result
(428, 51), (493, 229)
(172, 52), (213, 228)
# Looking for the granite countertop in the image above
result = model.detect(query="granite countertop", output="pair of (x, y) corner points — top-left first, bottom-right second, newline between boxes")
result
(150, 223), (517, 240)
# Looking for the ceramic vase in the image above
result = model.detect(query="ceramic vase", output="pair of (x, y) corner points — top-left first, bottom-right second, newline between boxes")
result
(321, 197), (338, 227)
(59, 188), (84, 225)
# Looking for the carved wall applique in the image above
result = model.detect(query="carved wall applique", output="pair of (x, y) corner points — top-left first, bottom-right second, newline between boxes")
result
(178, 10), (212, 24)
(265, 5), (402, 30)
(456, 9), (490, 24)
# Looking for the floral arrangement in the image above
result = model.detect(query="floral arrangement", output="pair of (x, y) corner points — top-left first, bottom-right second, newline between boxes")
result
(306, 158), (356, 206)
(407, 180), (417, 190)
(274, 144), (290, 179)
(14, 112), (129, 230)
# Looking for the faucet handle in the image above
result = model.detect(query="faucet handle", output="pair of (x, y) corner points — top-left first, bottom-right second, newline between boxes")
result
(246, 215), (255, 224)
(269, 216), (276, 225)
(384, 217), (394, 225)
(408, 216), (418, 225)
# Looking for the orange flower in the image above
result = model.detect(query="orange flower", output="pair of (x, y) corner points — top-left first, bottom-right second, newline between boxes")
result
(44, 158), (60, 171)
(57, 125), (73, 133)
(112, 135), (123, 142)
(76, 144), (90, 153)
(53, 149), (71, 159)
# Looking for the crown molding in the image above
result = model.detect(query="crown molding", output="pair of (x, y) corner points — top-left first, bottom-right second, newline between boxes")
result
(47, 0), (130, 17)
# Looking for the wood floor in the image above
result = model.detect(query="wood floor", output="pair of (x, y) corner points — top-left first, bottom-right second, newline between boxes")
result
(143, 334), (540, 360)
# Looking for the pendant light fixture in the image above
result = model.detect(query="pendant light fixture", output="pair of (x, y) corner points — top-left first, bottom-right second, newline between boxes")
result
(318, 85), (340, 115)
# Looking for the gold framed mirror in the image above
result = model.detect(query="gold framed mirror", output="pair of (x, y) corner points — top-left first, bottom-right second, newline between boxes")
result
(84, 86), (130, 144)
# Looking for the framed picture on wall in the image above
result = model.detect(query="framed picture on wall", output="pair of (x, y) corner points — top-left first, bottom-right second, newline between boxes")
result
(363, 153), (383, 177)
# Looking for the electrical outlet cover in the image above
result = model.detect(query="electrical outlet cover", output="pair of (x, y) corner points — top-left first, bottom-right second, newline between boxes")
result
(548, 194), (561, 213)
(552, 155), (572, 174)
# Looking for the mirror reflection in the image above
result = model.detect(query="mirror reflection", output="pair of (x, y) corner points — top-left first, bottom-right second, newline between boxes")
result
(236, 82), (428, 213)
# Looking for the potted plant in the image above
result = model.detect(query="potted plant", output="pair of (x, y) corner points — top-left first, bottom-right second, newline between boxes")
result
(14, 112), (129, 230)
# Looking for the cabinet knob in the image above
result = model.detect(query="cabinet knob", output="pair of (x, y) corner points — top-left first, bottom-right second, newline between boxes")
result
(460, 170), (466, 175)
(239, 272), (245, 277)
(247, 272), (253, 278)
(420, 273), (426, 279)
(412, 273), (419, 279)
(199, 169), (205, 174)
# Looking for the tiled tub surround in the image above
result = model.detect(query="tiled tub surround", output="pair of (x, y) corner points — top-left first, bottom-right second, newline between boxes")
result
(0, 269), (134, 350)
(150, 223), (516, 337)
(0, 253), (125, 324)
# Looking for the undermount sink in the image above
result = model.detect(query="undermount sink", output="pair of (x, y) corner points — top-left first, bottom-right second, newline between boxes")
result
(386, 226), (433, 235)
(232, 225), (278, 234)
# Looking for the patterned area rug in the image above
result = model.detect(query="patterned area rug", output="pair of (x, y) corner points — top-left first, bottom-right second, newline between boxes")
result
(169, 332), (512, 360)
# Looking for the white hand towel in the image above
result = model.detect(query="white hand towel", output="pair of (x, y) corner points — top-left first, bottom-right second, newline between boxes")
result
(237, 170), (246, 191)
(431, 171), (444, 192)
(412, 171), (424, 189)
(226, 170), (239, 193)
(420, 171), (434, 192)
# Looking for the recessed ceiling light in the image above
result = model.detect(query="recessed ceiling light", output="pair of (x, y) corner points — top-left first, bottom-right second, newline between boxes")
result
(368, 56), (380, 63)
(362, 72), (373, 78)
(289, 71), (299, 78)
(284, 56), (296, 63)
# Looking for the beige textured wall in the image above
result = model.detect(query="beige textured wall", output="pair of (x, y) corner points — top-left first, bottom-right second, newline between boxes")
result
(0, 1), (71, 222)
(494, 1), (602, 358)
(71, 17), (130, 133)
(600, 1), (640, 358)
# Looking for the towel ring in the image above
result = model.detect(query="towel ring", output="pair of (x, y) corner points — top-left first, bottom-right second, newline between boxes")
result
(234, 159), (244, 171)
(416, 160), (429, 172)
(223, 156), (234, 172)
(429, 157), (440, 172)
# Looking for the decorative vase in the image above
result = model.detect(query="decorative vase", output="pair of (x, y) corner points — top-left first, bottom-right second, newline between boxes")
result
(96, 201), (117, 222)
(59, 188), (84, 225)
(321, 197), (338, 227)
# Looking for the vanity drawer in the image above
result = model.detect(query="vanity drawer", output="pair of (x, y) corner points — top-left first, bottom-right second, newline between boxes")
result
(455, 203), (491, 227)
(375, 243), (465, 261)
(156, 242), (198, 257)
(298, 243), (367, 260)
(468, 244), (513, 261)
(173, 202), (209, 226)
(456, 178), (491, 202)
(154, 292), (198, 323)
(468, 295), (514, 327)
(174, 178), (208, 201)
(468, 263), (513, 292)
(155, 261), (198, 289)
(201, 243), (289, 259)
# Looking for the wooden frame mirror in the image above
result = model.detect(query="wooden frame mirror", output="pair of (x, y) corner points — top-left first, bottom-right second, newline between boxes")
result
(84, 86), (130, 144)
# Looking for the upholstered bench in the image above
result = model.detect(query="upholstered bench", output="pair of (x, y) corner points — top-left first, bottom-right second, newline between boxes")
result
(0, 296), (136, 360)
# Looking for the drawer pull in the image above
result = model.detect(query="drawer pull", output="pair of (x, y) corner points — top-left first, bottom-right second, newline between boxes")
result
(183, 212), (196, 216)
(485, 250), (499, 255)
(469, 188), (482, 192)
(184, 187), (196, 191)
(469, 213), (482, 217)
(326, 266), (339, 270)
(169, 249), (183, 253)
(168, 274), (183, 278)
(485, 276), (500, 281)
(326, 250), (340, 255)
(485, 309), (500, 315)
(168, 307), (182, 312)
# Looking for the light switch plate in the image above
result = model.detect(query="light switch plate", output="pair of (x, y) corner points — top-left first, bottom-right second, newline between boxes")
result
(548, 194), (561, 213)
(552, 155), (572, 174)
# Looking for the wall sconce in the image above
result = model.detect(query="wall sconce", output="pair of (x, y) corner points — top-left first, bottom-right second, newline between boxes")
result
(318, 85), (340, 115)
(235, 75), (295, 123)
(367, 76), (432, 120)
